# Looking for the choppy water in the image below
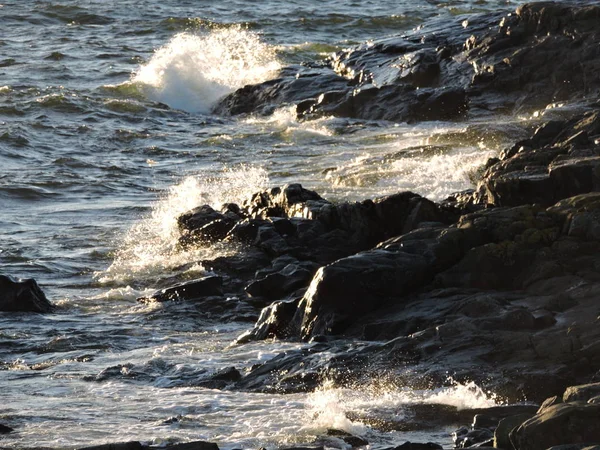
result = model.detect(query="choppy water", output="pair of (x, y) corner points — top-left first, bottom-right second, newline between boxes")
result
(2, 0), (540, 448)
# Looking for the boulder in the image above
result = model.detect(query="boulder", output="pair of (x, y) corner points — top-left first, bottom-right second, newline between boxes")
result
(563, 383), (600, 403)
(0, 274), (53, 313)
(137, 276), (223, 303)
(494, 413), (534, 449)
(511, 403), (600, 450)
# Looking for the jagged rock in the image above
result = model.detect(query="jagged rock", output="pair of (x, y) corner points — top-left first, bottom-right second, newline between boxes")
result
(137, 276), (223, 302)
(454, 428), (494, 448)
(245, 262), (315, 300)
(0, 274), (53, 313)
(216, 3), (600, 124)
(178, 205), (225, 231)
(563, 382), (600, 403)
(475, 112), (600, 207)
(235, 298), (300, 343)
(511, 403), (600, 450)
(0, 423), (13, 434)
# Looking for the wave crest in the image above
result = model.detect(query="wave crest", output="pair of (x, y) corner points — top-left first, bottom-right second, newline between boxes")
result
(133, 28), (281, 113)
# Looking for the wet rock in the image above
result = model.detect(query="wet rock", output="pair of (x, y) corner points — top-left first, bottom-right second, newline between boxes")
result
(476, 111), (600, 208)
(511, 403), (600, 450)
(390, 443), (443, 450)
(216, 3), (600, 125)
(245, 262), (315, 300)
(235, 298), (301, 343)
(547, 446), (600, 450)
(563, 382), (600, 403)
(537, 395), (563, 414)
(178, 205), (225, 232)
(494, 413), (534, 450)
(0, 423), (13, 433)
(137, 276), (223, 303)
(234, 344), (332, 393)
(325, 429), (369, 447)
(78, 443), (144, 450)
(0, 274), (53, 313)
(157, 442), (219, 450)
(454, 428), (494, 448)
(194, 366), (243, 389)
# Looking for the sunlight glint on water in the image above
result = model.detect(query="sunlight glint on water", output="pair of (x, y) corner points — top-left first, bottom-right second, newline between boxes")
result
(98, 166), (269, 285)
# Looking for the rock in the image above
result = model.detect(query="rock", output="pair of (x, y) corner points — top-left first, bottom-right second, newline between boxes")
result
(588, 396), (600, 405)
(178, 205), (225, 232)
(455, 428), (494, 448)
(78, 443), (144, 450)
(235, 298), (301, 343)
(547, 446), (600, 450)
(245, 262), (314, 300)
(0, 423), (13, 433)
(296, 249), (432, 339)
(391, 443), (443, 450)
(210, 366), (242, 382)
(472, 414), (497, 430)
(216, 3), (600, 125)
(563, 382), (600, 403)
(0, 274), (53, 313)
(476, 112), (600, 208)
(511, 403), (600, 450)
(137, 276), (223, 303)
(537, 395), (562, 414)
(157, 442), (219, 450)
(493, 413), (534, 449)
(325, 429), (369, 447)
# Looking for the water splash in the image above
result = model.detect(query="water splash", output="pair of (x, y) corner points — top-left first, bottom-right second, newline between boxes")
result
(132, 28), (281, 113)
(97, 166), (269, 285)
(245, 106), (334, 137)
(303, 378), (500, 435)
(326, 131), (495, 201)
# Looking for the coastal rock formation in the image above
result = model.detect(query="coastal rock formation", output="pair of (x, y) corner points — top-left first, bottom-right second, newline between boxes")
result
(215, 2), (600, 123)
(123, 0), (600, 416)
(0, 274), (53, 313)
(162, 95), (600, 401)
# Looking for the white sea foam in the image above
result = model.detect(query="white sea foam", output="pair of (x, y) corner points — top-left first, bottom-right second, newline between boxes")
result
(133, 28), (281, 113)
(245, 106), (334, 137)
(326, 128), (495, 201)
(97, 165), (269, 285)
(302, 378), (499, 436)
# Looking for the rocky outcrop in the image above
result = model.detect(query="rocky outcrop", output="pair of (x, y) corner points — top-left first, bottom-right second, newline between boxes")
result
(473, 109), (600, 207)
(0, 274), (53, 313)
(512, 401), (600, 450)
(215, 3), (600, 123)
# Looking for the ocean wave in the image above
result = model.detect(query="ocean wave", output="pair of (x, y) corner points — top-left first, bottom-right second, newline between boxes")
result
(97, 165), (269, 285)
(131, 28), (281, 113)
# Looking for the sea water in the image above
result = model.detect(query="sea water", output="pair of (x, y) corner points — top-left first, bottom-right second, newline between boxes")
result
(1, 0), (538, 447)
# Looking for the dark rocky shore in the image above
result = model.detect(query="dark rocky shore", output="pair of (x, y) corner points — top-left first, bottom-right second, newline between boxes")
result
(3, 1), (600, 449)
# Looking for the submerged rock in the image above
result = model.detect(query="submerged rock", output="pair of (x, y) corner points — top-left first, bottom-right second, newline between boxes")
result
(0, 423), (14, 434)
(0, 274), (53, 313)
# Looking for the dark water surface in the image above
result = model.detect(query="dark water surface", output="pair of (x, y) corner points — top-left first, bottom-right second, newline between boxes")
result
(1, 0), (537, 447)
